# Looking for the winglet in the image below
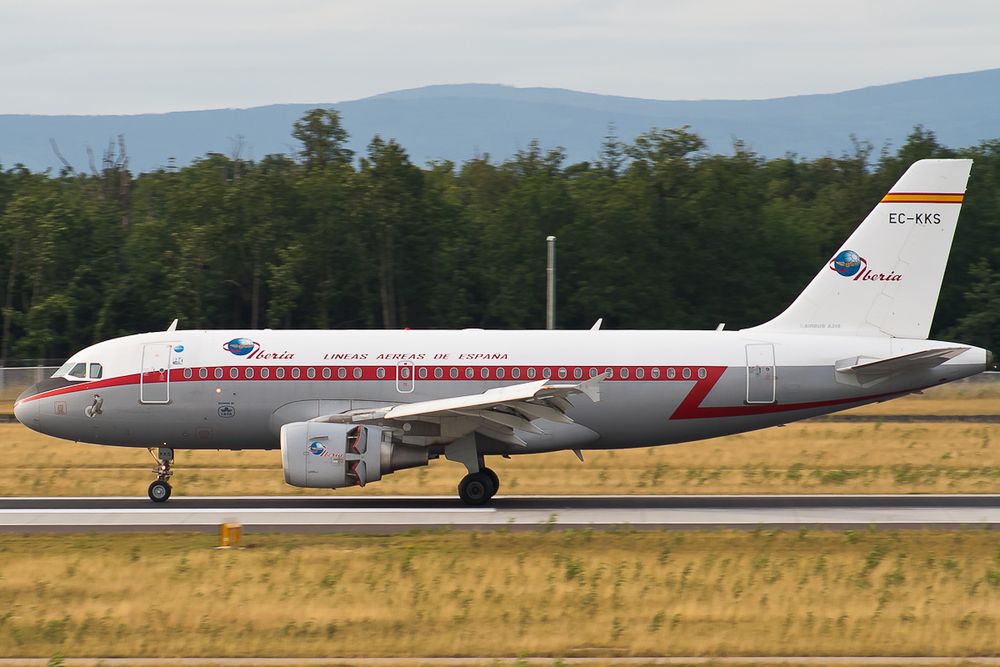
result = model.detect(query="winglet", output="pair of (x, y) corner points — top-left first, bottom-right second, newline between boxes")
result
(561, 374), (603, 402)
(166, 319), (178, 332)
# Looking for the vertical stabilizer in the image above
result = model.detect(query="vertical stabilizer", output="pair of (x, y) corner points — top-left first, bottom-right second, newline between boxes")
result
(747, 159), (972, 339)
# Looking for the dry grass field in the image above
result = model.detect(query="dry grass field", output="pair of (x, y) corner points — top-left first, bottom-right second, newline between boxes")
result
(0, 379), (997, 497)
(0, 529), (997, 658)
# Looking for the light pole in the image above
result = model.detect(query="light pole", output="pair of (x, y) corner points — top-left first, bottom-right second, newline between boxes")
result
(546, 235), (556, 330)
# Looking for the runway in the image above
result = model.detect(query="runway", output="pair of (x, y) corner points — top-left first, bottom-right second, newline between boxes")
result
(1, 494), (997, 531)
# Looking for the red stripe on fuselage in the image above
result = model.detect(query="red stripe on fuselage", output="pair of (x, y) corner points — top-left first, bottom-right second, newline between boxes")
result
(667, 366), (912, 419)
(18, 363), (913, 419)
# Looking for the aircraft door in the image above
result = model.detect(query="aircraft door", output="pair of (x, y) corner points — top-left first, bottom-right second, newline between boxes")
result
(396, 361), (414, 393)
(745, 344), (776, 404)
(140, 343), (172, 404)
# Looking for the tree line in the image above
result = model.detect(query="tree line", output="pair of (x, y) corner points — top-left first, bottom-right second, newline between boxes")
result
(1, 109), (998, 364)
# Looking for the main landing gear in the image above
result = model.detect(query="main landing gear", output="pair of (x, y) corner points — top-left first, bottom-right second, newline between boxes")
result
(458, 467), (500, 506)
(148, 447), (174, 503)
(447, 433), (501, 506)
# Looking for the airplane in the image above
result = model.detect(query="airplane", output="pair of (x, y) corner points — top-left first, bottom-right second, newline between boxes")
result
(13, 159), (992, 505)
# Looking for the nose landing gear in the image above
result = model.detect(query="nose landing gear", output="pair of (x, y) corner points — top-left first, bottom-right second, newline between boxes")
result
(147, 447), (174, 503)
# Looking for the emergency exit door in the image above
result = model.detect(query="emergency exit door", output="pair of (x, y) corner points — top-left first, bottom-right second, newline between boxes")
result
(396, 361), (414, 393)
(745, 344), (776, 404)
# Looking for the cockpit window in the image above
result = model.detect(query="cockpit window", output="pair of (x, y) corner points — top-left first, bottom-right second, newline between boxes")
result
(52, 362), (74, 378)
(89, 363), (103, 379)
(67, 363), (87, 379)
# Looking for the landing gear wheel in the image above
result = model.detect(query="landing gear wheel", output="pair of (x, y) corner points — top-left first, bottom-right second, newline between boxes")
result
(148, 480), (172, 503)
(458, 472), (495, 506)
(147, 447), (175, 503)
(482, 467), (500, 496)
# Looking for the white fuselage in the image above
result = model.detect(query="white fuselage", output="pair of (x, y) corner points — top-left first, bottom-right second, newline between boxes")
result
(14, 328), (989, 455)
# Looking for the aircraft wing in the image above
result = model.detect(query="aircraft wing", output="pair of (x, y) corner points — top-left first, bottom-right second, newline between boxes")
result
(836, 347), (969, 378)
(310, 375), (603, 446)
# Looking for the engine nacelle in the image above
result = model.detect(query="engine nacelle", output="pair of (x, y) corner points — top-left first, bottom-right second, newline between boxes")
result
(280, 421), (428, 489)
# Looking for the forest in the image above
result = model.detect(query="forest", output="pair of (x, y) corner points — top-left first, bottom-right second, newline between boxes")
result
(0, 109), (998, 364)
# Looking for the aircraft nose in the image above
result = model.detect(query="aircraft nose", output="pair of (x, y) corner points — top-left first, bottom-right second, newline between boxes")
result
(14, 384), (40, 426)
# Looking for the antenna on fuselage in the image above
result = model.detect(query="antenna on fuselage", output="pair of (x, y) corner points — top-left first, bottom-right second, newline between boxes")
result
(166, 319), (178, 332)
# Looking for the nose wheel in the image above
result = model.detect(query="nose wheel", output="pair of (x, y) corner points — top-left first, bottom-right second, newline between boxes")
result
(148, 479), (171, 502)
(147, 447), (174, 503)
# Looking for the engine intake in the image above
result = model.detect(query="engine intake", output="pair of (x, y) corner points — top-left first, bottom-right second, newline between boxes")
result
(280, 422), (428, 489)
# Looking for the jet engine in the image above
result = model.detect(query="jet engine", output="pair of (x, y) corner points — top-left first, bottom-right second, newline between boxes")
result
(280, 422), (428, 488)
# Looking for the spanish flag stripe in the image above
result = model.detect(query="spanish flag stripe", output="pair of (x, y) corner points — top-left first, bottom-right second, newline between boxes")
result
(881, 192), (964, 203)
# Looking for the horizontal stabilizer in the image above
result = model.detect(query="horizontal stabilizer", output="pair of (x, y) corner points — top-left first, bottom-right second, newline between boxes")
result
(836, 347), (968, 377)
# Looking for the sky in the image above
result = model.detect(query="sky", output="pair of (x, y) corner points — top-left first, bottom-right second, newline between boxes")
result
(1, 0), (998, 115)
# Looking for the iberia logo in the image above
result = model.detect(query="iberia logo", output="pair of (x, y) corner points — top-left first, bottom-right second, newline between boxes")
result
(829, 250), (902, 282)
(223, 338), (258, 356)
(308, 441), (342, 459)
(830, 250), (866, 277)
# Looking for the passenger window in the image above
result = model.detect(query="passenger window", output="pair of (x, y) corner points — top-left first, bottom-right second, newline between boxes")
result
(277, 368), (286, 379)
(542, 368), (552, 379)
(527, 368), (536, 379)
(230, 368), (239, 379)
(245, 367), (254, 379)
(682, 368), (692, 380)
(68, 363), (87, 379)
(636, 368), (645, 379)
(480, 367), (489, 379)
(215, 368), (224, 380)
(377, 367), (385, 379)
(353, 367), (362, 379)
(667, 368), (676, 379)
(497, 368), (505, 379)
(307, 367), (316, 379)
(557, 367), (567, 379)
(434, 367), (443, 379)
(573, 367), (582, 380)
(338, 368), (346, 379)
(450, 368), (458, 379)
(620, 367), (629, 379)
(419, 367), (428, 379)
(199, 368), (208, 380)
(89, 363), (103, 379)
(183, 368), (192, 379)
(698, 367), (707, 379)
(651, 368), (661, 379)
(511, 367), (521, 379)
(291, 368), (301, 379)
(322, 367), (331, 379)
(261, 367), (270, 379)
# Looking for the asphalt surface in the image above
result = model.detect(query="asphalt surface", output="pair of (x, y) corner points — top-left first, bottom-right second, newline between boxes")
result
(1, 658), (999, 666)
(1, 494), (997, 531)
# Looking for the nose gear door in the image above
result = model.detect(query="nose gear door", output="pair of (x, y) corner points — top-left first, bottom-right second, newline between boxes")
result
(140, 343), (172, 404)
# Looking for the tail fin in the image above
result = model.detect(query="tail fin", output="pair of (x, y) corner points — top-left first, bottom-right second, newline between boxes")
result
(747, 159), (972, 339)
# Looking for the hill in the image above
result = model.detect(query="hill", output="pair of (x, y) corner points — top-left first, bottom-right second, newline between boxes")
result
(2, 68), (999, 173)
